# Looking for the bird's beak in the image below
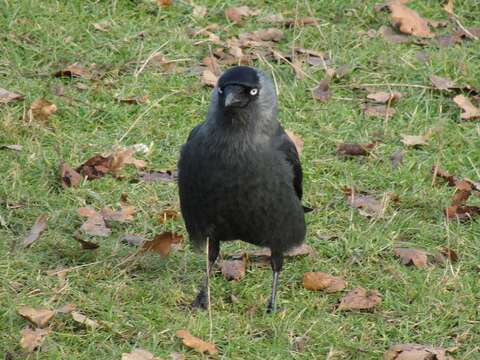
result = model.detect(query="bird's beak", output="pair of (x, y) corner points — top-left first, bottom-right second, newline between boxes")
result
(224, 85), (245, 108)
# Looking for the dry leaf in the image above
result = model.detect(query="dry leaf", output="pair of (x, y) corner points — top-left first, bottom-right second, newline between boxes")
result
(303, 272), (346, 292)
(225, 6), (259, 23)
(453, 95), (480, 120)
(0, 87), (24, 104)
(336, 143), (376, 156)
(363, 104), (395, 118)
(59, 161), (82, 188)
(394, 247), (428, 267)
(23, 214), (48, 248)
(20, 327), (49, 352)
(54, 64), (91, 79)
(432, 166), (457, 186)
(285, 243), (315, 257)
(76, 154), (111, 180)
(232, 243), (314, 261)
(142, 232), (183, 257)
(312, 78), (331, 102)
(71, 311), (99, 328)
(18, 306), (55, 328)
(122, 349), (163, 360)
(451, 180), (472, 205)
(158, 209), (179, 224)
(384, 343), (450, 360)
(338, 287), (381, 311)
(137, 170), (176, 182)
(367, 91), (402, 103)
(201, 69), (219, 87)
(379, 25), (412, 44)
(25, 98), (57, 122)
(192, 5), (207, 18)
(109, 148), (146, 173)
(121, 234), (146, 246)
(443, 0), (454, 16)
(176, 330), (218, 355)
(285, 130), (304, 155)
(343, 188), (384, 218)
(220, 259), (246, 281)
(390, 149), (404, 169)
(169, 352), (185, 360)
(56, 303), (76, 314)
(78, 207), (111, 237)
(0, 144), (23, 151)
(440, 246), (458, 262)
(73, 231), (100, 250)
(101, 206), (135, 222)
(149, 54), (177, 73)
(445, 205), (480, 220)
(388, 0), (434, 38)
(429, 75), (457, 90)
(157, 0), (172, 6)
(401, 134), (428, 146)
(116, 95), (149, 104)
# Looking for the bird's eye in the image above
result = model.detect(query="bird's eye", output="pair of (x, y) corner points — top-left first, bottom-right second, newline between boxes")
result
(218, 88), (223, 94)
(249, 88), (258, 96)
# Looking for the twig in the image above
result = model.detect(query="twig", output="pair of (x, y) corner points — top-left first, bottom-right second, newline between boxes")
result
(257, 54), (280, 96)
(134, 41), (169, 78)
(272, 50), (317, 82)
(454, 17), (479, 40)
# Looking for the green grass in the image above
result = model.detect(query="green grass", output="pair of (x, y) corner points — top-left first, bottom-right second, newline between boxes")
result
(1, 0), (480, 358)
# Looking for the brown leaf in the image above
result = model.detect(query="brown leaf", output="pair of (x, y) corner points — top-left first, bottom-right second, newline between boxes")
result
(451, 180), (472, 205)
(379, 25), (412, 44)
(285, 243), (315, 257)
(76, 154), (112, 180)
(121, 234), (146, 246)
(201, 69), (219, 87)
(142, 232), (183, 257)
(440, 246), (458, 262)
(53, 64), (91, 79)
(234, 243), (314, 260)
(429, 75), (457, 91)
(122, 349), (163, 360)
(109, 148), (146, 174)
(220, 259), (246, 281)
(384, 343), (449, 360)
(363, 104), (396, 118)
(25, 98), (57, 122)
(18, 306), (55, 328)
(78, 207), (111, 237)
(343, 188), (385, 218)
(157, 0), (172, 6)
(388, 0), (434, 38)
(443, 0), (454, 16)
(192, 5), (207, 18)
(394, 247), (428, 267)
(367, 91), (402, 103)
(101, 206), (135, 222)
(282, 17), (318, 27)
(453, 95), (480, 120)
(239, 28), (284, 42)
(73, 231), (100, 250)
(170, 353), (185, 360)
(445, 205), (480, 220)
(285, 130), (304, 155)
(20, 327), (50, 352)
(312, 78), (331, 102)
(431, 166), (458, 186)
(303, 272), (346, 292)
(23, 214), (48, 248)
(137, 170), (176, 182)
(59, 161), (82, 188)
(401, 134), (428, 146)
(176, 330), (218, 355)
(336, 143), (376, 156)
(71, 311), (99, 328)
(0, 87), (24, 104)
(158, 209), (179, 224)
(225, 6), (259, 23)
(338, 287), (381, 311)
(93, 20), (113, 32)
(56, 303), (76, 314)
(390, 149), (404, 169)
(0, 144), (23, 151)
(116, 95), (149, 104)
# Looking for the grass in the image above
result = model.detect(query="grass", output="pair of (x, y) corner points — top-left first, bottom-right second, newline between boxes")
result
(1, 0), (480, 358)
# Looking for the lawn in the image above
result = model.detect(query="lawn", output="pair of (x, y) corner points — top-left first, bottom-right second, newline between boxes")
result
(1, 0), (480, 359)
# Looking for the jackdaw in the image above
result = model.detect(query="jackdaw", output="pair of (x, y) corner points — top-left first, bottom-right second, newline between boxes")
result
(178, 66), (307, 313)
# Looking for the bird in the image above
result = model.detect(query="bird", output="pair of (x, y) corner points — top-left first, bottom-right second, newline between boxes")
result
(178, 66), (307, 313)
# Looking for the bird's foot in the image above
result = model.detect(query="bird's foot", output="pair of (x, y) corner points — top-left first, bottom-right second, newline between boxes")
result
(191, 290), (208, 310)
(266, 299), (276, 314)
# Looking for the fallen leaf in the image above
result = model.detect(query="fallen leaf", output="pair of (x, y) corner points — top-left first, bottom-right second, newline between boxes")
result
(443, 0), (454, 16)
(390, 149), (404, 169)
(232, 243), (314, 260)
(239, 28), (284, 42)
(176, 330), (218, 355)
(25, 98), (57, 122)
(303, 272), (346, 292)
(429, 75), (457, 90)
(379, 25), (412, 44)
(101, 206), (135, 222)
(336, 143), (376, 156)
(0, 87), (24, 104)
(23, 214), (48, 248)
(363, 104), (396, 118)
(137, 170), (176, 182)
(149, 54), (177, 73)
(201, 69), (219, 87)
(116, 95), (149, 104)
(225, 6), (259, 23)
(337, 287), (381, 311)
(388, 0), (434, 38)
(220, 259), (246, 281)
(431, 166), (458, 186)
(343, 188), (385, 218)
(453, 95), (480, 120)
(312, 78), (331, 102)
(18, 306), (55, 328)
(121, 234), (146, 246)
(282, 17), (318, 27)
(73, 231), (100, 250)
(158, 209), (179, 224)
(440, 246), (458, 262)
(78, 207), (111, 237)
(394, 247), (428, 267)
(384, 343), (450, 360)
(53, 64), (91, 79)
(0, 144), (23, 151)
(192, 5), (207, 18)
(157, 0), (172, 6)
(285, 130), (304, 155)
(76, 155), (111, 180)
(71, 311), (99, 329)
(451, 180), (472, 205)
(108, 148), (146, 174)
(59, 161), (82, 188)
(285, 243), (315, 257)
(292, 335), (308, 353)
(142, 232), (183, 257)
(367, 91), (402, 103)
(170, 352), (185, 360)
(122, 349), (163, 360)
(56, 303), (76, 314)
(401, 134), (428, 146)
(445, 205), (480, 220)
(20, 327), (49, 352)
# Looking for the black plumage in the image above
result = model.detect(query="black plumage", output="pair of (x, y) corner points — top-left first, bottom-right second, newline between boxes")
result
(178, 66), (306, 312)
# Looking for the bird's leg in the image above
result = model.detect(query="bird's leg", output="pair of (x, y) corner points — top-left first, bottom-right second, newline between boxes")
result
(267, 251), (284, 313)
(191, 238), (220, 310)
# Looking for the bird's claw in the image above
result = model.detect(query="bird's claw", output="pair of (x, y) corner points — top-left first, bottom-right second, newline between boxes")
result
(191, 290), (208, 310)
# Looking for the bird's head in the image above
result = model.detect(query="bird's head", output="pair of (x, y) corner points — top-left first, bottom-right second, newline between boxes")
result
(212, 66), (277, 126)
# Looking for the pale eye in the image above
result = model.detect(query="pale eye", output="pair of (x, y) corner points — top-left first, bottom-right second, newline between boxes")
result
(249, 88), (258, 96)
(218, 88), (223, 94)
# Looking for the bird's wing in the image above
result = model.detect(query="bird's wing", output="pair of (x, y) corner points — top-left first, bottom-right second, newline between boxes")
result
(186, 123), (203, 143)
(275, 126), (303, 200)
